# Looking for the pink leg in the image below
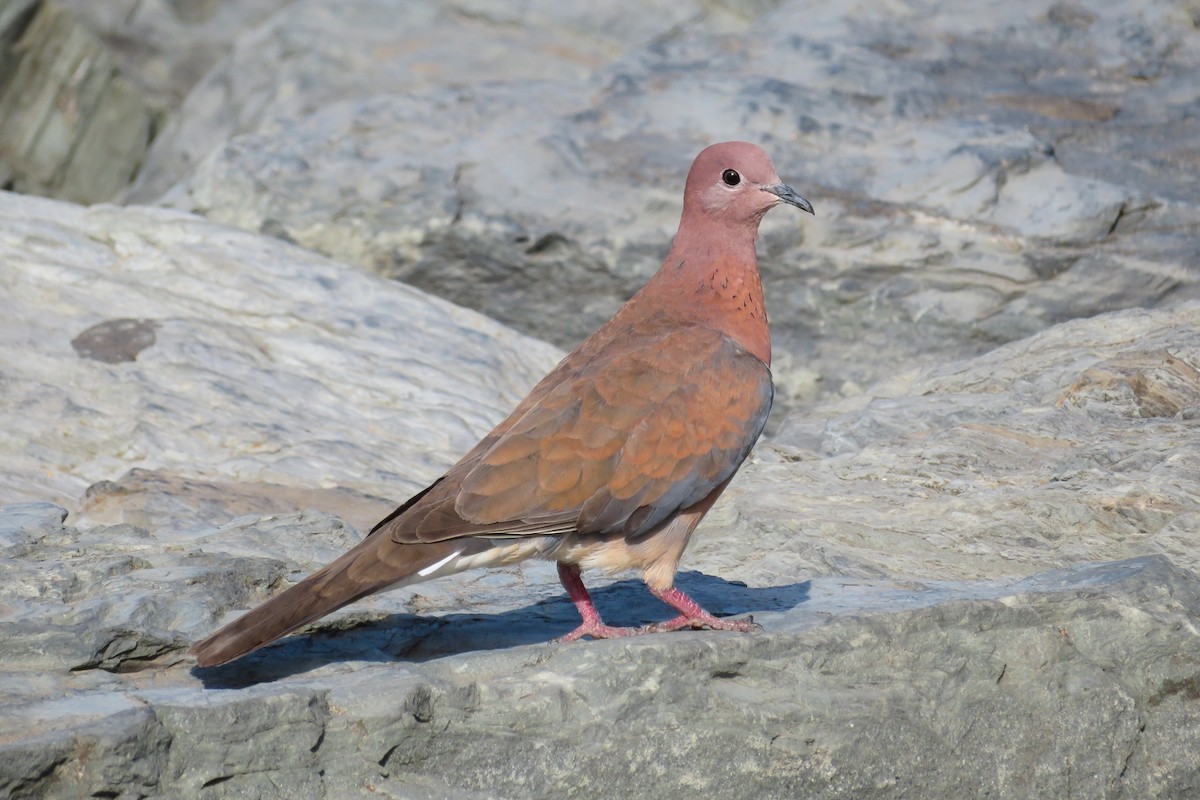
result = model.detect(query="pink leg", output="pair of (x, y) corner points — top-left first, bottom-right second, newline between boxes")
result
(644, 585), (756, 633)
(555, 562), (640, 642)
(554, 563), (755, 641)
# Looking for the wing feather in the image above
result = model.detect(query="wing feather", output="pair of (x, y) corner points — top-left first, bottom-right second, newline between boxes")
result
(379, 320), (772, 545)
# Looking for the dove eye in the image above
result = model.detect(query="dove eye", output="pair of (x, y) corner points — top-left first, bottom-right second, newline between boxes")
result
(722, 169), (741, 186)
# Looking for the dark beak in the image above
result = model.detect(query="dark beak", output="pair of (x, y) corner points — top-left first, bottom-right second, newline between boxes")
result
(763, 182), (814, 215)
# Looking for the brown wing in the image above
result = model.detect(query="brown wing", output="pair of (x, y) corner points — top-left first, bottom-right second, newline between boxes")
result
(377, 321), (772, 544)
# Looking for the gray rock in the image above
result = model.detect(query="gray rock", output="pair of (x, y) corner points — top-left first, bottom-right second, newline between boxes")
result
(0, 501), (66, 550)
(0, 1), (158, 203)
(0, 0), (296, 204)
(126, 0), (760, 204)
(2, 537), (1199, 798)
(2, 185), (1199, 796)
(144, 0), (1200, 413)
(0, 191), (562, 513)
(54, 0), (293, 108)
(2, 2), (1200, 796)
(715, 303), (1200, 584)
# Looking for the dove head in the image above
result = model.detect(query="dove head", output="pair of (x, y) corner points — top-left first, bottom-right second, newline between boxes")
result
(643, 142), (812, 366)
(681, 141), (814, 231)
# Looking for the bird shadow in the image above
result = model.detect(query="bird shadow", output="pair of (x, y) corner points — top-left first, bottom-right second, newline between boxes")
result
(191, 570), (811, 688)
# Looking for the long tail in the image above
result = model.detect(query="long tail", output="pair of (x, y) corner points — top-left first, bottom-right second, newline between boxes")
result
(189, 535), (473, 667)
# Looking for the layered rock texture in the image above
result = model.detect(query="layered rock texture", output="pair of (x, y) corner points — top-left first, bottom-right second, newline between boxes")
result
(1, 0), (1199, 797)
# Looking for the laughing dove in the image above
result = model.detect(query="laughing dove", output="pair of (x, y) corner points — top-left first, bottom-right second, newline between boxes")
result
(191, 141), (813, 667)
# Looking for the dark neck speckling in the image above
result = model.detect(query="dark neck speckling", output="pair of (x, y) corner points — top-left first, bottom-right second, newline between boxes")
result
(646, 221), (771, 366)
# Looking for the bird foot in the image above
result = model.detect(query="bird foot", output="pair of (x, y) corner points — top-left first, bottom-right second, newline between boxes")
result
(555, 563), (759, 644)
(644, 584), (758, 635)
(556, 614), (754, 642)
(641, 612), (756, 635)
(554, 621), (642, 643)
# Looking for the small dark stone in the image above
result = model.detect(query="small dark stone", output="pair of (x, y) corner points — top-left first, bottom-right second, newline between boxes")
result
(70, 318), (159, 364)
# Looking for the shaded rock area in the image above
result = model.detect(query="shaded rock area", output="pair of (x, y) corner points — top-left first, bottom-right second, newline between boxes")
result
(0, 0), (289, 202)
(0, 0), (157, 202)
(51, 0), (293, 108)
(1, 0), (1200, 798)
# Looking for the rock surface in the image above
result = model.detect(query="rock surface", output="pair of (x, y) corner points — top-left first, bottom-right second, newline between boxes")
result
(3, 497), (1199, 798)
(53, 0), (292, 108)
(0, 0), (292, 203)
(2, 191), (1200, 797)
(725, 304), (1200, 583)
(1, 0), (1200, 798)
(0, 1), (157, 203)
(141, 0), (1200, 414)
(0, 191), (561, 516)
